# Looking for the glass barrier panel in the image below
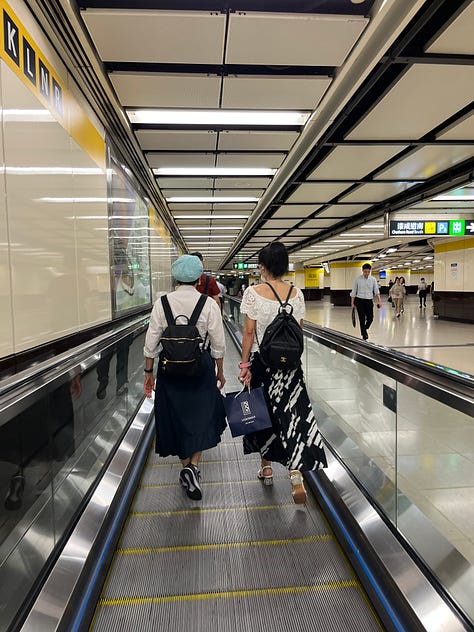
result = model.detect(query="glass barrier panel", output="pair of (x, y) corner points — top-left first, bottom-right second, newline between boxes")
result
(304, 336), (398, 522)
(0, 327), (147, 629)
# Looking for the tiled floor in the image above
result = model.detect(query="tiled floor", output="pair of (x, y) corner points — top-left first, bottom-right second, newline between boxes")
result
(303, 294), (474, 565)
(305, 294), (474, 376)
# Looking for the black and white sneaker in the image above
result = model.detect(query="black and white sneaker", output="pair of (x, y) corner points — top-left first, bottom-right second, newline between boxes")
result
(179, 463), (202, 500)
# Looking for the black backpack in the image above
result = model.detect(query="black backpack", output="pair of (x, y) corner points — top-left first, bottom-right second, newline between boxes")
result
(158, 294), (208, 378)
(257, 283), (304, 370)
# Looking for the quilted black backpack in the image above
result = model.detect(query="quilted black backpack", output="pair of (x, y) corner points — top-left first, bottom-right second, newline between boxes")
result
(257, 283), (304, 370)
(158, 294), (208, 377)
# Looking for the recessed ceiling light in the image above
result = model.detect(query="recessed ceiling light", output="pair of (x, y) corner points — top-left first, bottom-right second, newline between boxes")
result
(180, 226), (241, 230)
(127, 109), (310, 126)
(433, 195), (474, 201)
(167, 196), (259, 203)
(174, 214), (250, 219)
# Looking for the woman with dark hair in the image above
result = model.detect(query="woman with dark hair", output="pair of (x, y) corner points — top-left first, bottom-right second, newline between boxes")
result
(238, 242), (327, 504)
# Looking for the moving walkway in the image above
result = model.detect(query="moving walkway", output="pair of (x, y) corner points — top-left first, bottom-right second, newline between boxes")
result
(1, 305), (473, 631)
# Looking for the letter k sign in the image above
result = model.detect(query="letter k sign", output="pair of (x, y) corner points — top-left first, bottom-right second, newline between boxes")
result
(4, 11), (20, 66)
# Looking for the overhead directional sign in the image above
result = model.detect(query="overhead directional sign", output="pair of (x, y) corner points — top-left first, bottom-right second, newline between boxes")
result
(389, 219), (474, 237)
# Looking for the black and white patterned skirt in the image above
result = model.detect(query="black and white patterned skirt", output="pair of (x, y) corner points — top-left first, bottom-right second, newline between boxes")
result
(243, 353), (327, 471)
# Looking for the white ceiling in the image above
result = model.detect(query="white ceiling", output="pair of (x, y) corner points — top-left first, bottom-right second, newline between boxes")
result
(77, 0), (474, 273)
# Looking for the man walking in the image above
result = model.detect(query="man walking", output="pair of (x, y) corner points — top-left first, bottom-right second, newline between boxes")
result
(350, 263), (381, 340)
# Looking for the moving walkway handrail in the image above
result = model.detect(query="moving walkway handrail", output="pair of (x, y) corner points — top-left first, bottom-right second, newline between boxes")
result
(301, 321), (474, 417)
(0, 314), (150, 411)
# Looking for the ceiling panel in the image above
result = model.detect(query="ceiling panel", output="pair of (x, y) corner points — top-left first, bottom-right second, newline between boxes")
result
(272, 205), (322, 218)
(147, 153), (216, 168)
(253, 229), (286, 237)
(168, 203), (257, 211)
(222, 76), (331, 110)
(81, 10), (226, 63)
(437, 113), (474, 141)
(303, 218), (343, 228)
(136, 130), (217, 151)
(307, 145), (409, 180)
(218, 131), (298, 151)
(316, 204), (369, 218)
(341, 181), (418, 203)
(110, 74), (221, 108)
(426, 3), (474, 55)
(376, 145), (474, 180)
(347, 65), (474, 140)
(286, 228), (321, 237)
(261, 219), (300, 229)
(213, 178), (272, 189)
(226, 13), (367, 66)
(157, 178), (214, 189)
(285, 182), (352, 203)
(163, 189), (264, 198)
(216, 153), (285, 168)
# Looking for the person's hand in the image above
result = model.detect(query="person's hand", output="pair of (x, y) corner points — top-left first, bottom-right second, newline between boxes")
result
(377, 300), (382, 309)
(144, 374), (155, 398)
(216, 371), (226, 390)
(238, 367), (252, 387)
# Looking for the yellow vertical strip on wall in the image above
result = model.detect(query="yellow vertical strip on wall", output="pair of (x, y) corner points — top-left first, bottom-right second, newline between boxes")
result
(1, 0), (105, 168)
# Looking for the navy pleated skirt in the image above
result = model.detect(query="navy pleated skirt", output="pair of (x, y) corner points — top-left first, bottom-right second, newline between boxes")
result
(154, 351), (227, 459)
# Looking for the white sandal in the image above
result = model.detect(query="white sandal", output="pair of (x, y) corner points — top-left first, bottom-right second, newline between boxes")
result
(289, 470), (307, 504)
(257, 465), (273, 486)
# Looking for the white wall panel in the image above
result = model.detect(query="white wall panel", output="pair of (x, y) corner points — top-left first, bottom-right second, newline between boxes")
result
(463, 246), (474, 292)
(3, 69), (80, 351)
(0, 63), (14, 358)
(70, 140), (111, 327)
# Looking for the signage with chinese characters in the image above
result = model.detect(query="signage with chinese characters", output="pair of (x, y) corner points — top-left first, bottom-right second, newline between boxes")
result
(389, 219), (473, 237)
(233, 262), (258, 270)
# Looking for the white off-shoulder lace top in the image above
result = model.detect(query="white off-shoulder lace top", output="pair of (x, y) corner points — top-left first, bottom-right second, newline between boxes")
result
(240, 285), (306, 352)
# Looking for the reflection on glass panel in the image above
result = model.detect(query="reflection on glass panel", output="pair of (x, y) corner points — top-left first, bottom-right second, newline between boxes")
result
(396, 383), (474, 566)
(304, 337), (397, 522)
(0, 328), (147, 629)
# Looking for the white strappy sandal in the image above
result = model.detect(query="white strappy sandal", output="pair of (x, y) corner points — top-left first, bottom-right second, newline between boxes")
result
(289, 470), (307, 504)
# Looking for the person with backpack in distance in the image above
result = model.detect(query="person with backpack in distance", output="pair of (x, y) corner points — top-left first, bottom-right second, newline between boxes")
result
(143, 254), (226, 501)
(238, 242), (327, 504)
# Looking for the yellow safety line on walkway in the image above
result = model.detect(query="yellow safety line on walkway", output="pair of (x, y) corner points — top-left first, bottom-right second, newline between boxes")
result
(148, 457), (258, 468)
(98, 580), (360, 607)
(116, 534), (334, 555)
(130, 503), (305, 517)
(140, 478), (291, 489)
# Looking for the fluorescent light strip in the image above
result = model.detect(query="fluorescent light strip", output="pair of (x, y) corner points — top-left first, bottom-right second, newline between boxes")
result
(167, 196), (259, 203)
(339, 233), (384, 237)
(180, 226), (241, 231)
(8, 167), (104, 175)
(174, 215), (249, 219)
(155, 167), (276, 176)
(433, 195), (474, 201)
(39, 197), (134, 203)
(127, 109), (309, 126)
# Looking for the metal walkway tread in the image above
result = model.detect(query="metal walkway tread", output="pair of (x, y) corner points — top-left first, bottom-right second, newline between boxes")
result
(90, 432), (385, 631)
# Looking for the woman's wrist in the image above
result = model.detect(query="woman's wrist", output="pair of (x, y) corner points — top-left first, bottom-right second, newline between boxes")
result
(239, 361), (251, 368)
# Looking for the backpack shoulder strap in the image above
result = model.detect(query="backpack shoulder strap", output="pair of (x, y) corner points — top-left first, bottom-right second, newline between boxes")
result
(265, 282), (293, 306)
(203, 274), (210, 295)
(189, 294), (208, 326)
(161, 295), (175, 326)
(265, 282), (284, 306)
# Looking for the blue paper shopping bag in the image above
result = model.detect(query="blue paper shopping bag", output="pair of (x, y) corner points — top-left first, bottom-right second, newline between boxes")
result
(223, 386), (272, 438)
